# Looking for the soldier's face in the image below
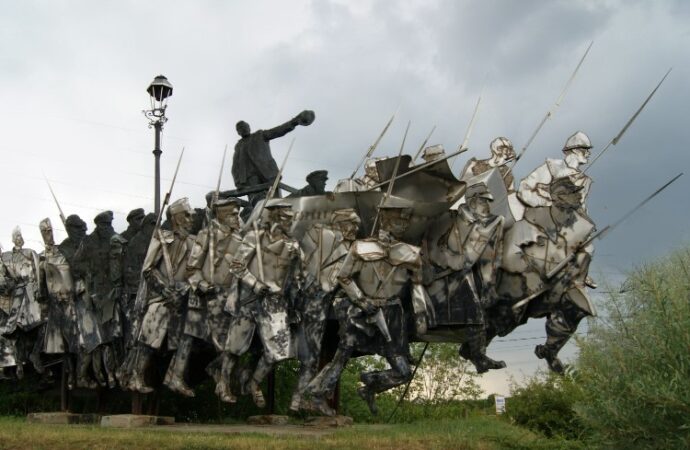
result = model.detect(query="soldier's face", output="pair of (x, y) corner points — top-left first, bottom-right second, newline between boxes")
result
(12, 233), (24, 248)
(40, 226), (54, 246)
(95, 222), (111, 238)
(338, 220), (359, 240)
(311, 176), (327, 192)
(565, 148), (590, 167)
(173, 211), (193, 232)
(380, 211), (407, 239)
(469, 197), (492, 217)
(216, 206), (240, 230)
(494, 146), (515, 165)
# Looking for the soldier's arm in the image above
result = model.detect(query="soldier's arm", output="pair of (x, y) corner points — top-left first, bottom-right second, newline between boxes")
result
(186, 229), (210, 291)
(336, 247), (369, 310)
(517, 163), (551, 207)
(262, 120), (298, 141)
(226, 231), (266, 294)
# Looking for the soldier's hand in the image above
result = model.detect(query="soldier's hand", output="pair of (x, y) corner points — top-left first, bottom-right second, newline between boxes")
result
(253, 282), (269, 296)
(295, 110), (315, 126)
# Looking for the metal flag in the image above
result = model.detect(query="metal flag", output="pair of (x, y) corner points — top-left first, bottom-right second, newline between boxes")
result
(585, 68), (672, 173)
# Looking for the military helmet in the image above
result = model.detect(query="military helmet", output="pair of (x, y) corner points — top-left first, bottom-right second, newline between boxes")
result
(421, 144), (445, 161)
(490, 137), (513, 154)
(39, 218), (52, 231)
(465, 182), (494, 201)
(168, 197), (192, 216)
(331, 208), (361, 225)
(562, 131), (592, 152)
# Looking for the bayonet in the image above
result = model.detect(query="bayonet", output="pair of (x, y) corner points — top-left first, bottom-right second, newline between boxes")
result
(43, 175), (67, 227)
(209, 144), (228, 281)
(412, 125), (437, 162)
(451, 92), (483, 172)
(585, 68), (672, 173)
(511, 41), (593, 169)
(349, 105), (400, 179)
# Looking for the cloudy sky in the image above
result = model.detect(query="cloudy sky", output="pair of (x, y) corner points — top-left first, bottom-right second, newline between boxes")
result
(1, 0), (688, 395)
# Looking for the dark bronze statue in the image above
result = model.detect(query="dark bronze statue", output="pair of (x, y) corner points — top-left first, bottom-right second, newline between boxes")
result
(288, 170), (328, 198)
(121, 208), (146, 241)
(231, 110), (315, 210)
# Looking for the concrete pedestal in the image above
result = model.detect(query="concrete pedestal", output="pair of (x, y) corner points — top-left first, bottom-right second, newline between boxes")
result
(304, 415), (353, 428)
(100, 414), (174, 428)
(27, 412), (101, 425)
(246, 415), (289, 426)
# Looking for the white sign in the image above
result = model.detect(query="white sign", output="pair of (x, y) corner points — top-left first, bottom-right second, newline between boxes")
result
(495, 395), (506, 414)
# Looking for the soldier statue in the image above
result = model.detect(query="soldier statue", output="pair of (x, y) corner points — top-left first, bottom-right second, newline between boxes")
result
(58, 215), (88, 265)
(288, 170), (329, 198)
(73, 211), (123, 388)
(120, 208), (146, 241)
(183, 197), (244, 398)
(0, 228), (44, 378)
(121, 212), (156, 343)
(461, 137), (516, 192)
(518, 131), (592, 208)
(39, 218), (80, 389)
(231, 110), (315, 212)
(127, 198), (195, 394)
(425, 182), (507, 373)
(304, 204), (433, 416)
(420, 144), (446, 163)
(224, 203), (302, 407)
(289, 208), (361, 412)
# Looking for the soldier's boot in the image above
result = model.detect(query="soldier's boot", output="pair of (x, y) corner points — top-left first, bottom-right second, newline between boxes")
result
(29, 332), (45, 374)
(91, 347), (108, 387)
(356, 384), (378, 416)
(537, 309), (583, 374)
(128, 346), (155, 394)
(301, 347), (352, 415)
(290, 359), (317, 414)
(245, 355), (273, 409)
(15, 363), (24, 380)
(102, 345), (118, 389)
(76, 353), (97, 389)
(164, 336), (195, 397)
(214, 353), (237, 404)
(460, 327), (505, 374)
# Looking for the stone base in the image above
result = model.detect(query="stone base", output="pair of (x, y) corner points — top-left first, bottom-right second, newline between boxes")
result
(27, 412), (101, 425)
(304, 415), (353, 428)
(100, 414), (175, 428)
(246, 415), (289, 426)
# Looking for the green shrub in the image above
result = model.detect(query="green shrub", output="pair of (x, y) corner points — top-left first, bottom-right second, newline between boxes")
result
(574, 247), (690, 449)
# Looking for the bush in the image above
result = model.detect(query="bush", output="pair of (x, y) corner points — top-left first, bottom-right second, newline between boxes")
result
(574, 247), (690, 449)
(507, 371), (586, 440)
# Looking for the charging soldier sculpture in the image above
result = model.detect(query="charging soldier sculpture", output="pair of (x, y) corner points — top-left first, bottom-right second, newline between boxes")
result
(184, 197), (244, 400)
(424, 181), (506, 373)
(127, 198), (196, 394)
(73, 211), (122, 388)
(121, 209), (146, 241)
(0, 228), (44, 378)
(461, 137), (517, 192)
(304, 204), (433, 417)
(39, 218), (79, 389)
(289, 208), (361, 413)
(226, 203), (301, 407)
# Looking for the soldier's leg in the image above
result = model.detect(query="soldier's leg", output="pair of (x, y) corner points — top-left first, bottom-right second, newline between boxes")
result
(102, 344), (118, 388)
(459, 325), (506, 374)
(535, 304), (586, 374)
(359, 349), (412, 416)
(128, 344), (155, 393)
(163, 335), (195, 397)
(302, 346), (353, 416)
(91, 346), (108, 387)
(77, 350), (97, 389)
(214, 353), (238, 403)
(29, 326), (45, 374)
(290, 292), (329, 412)
(244, 353), (272, 408)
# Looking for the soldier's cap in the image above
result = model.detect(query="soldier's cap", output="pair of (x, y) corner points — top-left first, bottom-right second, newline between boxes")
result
(39, 218), (52, 231)
(465, 182), (494, 201)
(550, 177), (584, 194)
(94, 211), (114, 225)
(306, 170), (328, 183)
(168, 197), (192, 216)
(142, 212), (157, 225)
(11, 226), (21, 240)
(562, 131), (592, 152)
(377, 203), (412, 219)
(213, 197), (242, 210)
(422, 144), (445, 159)
(266, 201), (295, 216)
(65, 214), (86, 228)
(126, 208), (145, 222)
(331, 208), (361, 224)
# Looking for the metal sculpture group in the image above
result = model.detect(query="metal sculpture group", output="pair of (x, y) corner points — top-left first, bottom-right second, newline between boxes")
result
(0, 97), (679, 419)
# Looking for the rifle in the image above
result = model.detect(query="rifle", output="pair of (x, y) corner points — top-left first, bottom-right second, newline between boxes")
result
(585, 68), (672, 173)
(209, 145), (228, 281)
(43, 175), (67, 227)
(349, 106), (399, 179)
(509, 41), (593, 172)
(451, 91), (483, 173)
(370, 121), (411, 235)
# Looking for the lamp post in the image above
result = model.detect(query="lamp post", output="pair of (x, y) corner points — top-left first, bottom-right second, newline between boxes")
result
(144, 75), (173, 216)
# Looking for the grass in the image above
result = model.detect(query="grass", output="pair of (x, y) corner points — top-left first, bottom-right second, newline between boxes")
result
(0, 415), (584, 450)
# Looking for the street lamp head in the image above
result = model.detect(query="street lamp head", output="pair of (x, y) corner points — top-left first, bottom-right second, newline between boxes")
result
(147, 75), (173, 102)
